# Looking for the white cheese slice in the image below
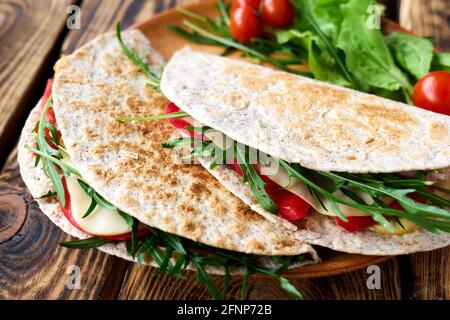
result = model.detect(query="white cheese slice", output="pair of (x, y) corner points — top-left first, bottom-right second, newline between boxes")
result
(65, 175), (131, 236)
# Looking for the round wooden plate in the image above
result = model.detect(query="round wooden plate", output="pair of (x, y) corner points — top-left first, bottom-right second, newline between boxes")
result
(134, 0), (396, 279)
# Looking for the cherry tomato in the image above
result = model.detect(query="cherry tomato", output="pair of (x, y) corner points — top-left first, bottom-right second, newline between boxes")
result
(60, 177), (85, 232)
(230, 6), (263, 43)
(231, 0), (261, 11)
(336, 216), (377, 232)
(413, 71), (450, 115)
(261, 0), (295, 28)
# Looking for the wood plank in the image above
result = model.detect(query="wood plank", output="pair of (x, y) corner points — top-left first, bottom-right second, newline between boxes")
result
(399, 0), (450, 50)
(0, 148), (128, 299)
(0, 0), (207, 301)
(0, 0), (76, 168)
(406, 248), (450, 300)
(61, 0), (198, 55)
(399, 0), (450, 300)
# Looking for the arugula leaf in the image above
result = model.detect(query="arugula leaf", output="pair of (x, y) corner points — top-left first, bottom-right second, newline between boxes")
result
(162, 137), (200, 149)
(116, 22), (161, 89)
(118, 210), (134, 228)
(240, 267), (250, 300)
(115, 111), (189, 121)
(43, 157), (66, 207)
(77, 179), (116, 210)
(128, 217), (140, 258)
(385, 32), (433, 79)
(36, 190), (57, 200)
(216, 0), (230, 27)
(25, 144), (81, 177)
(82, 196), (97, 218)
(193, 258), (222, 300)
(235, 143), (278, 214)
(279, 276), (302, 300)
(168, 24), (221, 45)
(60, 237), (112, 249)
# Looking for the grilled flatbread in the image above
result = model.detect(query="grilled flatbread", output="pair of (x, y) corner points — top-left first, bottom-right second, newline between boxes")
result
(160, 47), (450, 255)
(161, 47), (450, 173)
(18, 30), (318, 262)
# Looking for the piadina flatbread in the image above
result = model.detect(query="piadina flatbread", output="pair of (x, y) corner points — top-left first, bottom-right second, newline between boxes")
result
(160, 47), (450, 255)
(18, 30), (319, 275)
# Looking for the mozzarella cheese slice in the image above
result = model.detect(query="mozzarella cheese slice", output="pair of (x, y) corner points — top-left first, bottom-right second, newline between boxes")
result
(65, 175), (131, 236)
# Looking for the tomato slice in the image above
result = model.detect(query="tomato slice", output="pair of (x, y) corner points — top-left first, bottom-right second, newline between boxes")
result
(39, 79), (58, 127)
(260, 174), (309, 221)
(335, 215), (377, 232)
(33, 79), (61, 156)
(229, 158), (310, 221)
(60, 177), (86, 233)
(229, 157), (244, 176)
(164, 102), (204, 139)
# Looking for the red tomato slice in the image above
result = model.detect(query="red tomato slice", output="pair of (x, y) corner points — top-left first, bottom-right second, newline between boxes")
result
(39, 79), (58, 127)
(229, 158), (309, 221)
(259, 174), (309, 221)
(230, 157), (244, 176)
(335, 216), (377, 232)
(165, 102), (205, 139)
(60, 177), (86, 233)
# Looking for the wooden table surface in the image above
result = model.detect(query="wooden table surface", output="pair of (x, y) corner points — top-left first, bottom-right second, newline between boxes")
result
(0, 0), (449, 300)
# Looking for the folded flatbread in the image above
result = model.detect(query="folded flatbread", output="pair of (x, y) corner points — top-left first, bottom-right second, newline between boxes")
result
(160, 47), (450, 255)
(18, 31), (319, 273)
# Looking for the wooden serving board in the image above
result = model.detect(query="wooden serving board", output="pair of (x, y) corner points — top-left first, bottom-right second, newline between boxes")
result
(0, 0), (449, 300)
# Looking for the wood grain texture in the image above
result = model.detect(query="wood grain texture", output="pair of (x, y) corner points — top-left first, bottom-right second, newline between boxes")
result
(0, 148), (129, 299)
(399, 0), (450, 300)
(399, 0), (450, 50)
(0, 0), (448, 300)
(0, 0), (77, 168)
(61, 0), (198, 55)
